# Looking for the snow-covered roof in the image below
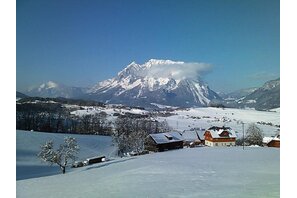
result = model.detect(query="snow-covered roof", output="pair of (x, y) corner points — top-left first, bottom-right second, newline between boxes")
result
(263, 137), (274, 144)
(182, 130), (205, 141)
(263, 134), (280, 144)
(182, 131), (199, 141)
(196, 130), (205, 140)
(206, 126), (237, 138)
(149, 132), (184, 144)
(273, 135), (280, 141)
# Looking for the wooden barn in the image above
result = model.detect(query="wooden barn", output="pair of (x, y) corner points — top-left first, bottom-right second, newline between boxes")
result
(204, 126), (236, 147)
(144, 132), (184, 152)
(267, 134), (280, 148)
(263, 133), (280, 148)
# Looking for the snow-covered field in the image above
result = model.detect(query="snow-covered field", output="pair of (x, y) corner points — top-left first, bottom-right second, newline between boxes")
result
(69, 106), (280, 138)
(16, 106), (280, 197)
(17, 146), (279, 198)
(157, 107), (280, 138)
(16, 130), (116, 180)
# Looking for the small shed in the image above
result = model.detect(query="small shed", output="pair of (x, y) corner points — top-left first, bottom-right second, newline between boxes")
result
(267, 134), (280, 148)
(86, 156), (106, 165)
(145, 132), (184, 152)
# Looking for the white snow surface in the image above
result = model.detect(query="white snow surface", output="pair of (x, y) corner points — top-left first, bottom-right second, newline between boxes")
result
(157, 107), (280, 137)
(16, 130), (116, 180)
(17, 147), (279, 198)
(70, 106), (279, 138)
(150, 103), (178, 109)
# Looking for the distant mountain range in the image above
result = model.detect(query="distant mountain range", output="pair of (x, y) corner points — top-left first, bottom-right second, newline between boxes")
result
(218, 87), (258, 101)
(19, 59), (280, 110)
(25, 81), (87, 99)
(16, 91), (29, 100)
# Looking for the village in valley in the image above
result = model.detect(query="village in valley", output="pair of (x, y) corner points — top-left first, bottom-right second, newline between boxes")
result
(16, 101), (280, 197)
(16, 97), (280, 172)
(15, 84), (280, 198)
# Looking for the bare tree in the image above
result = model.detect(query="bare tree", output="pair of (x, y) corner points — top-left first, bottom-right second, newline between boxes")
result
(157, 120), (171, 133)
(112, 117), (151, 156)
(246, 123), (264, 146)
(37, 137), (79, 174)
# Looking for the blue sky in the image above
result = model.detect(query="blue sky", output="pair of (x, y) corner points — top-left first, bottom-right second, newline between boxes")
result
(16, 0), (279, 93)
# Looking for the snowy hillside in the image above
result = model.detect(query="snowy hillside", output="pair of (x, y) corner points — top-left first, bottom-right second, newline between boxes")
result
(220, 87), (258, 101)
(16, 130), (117, 180)
(87, 59), (221, 108)
(241, 78), (280, 110)
(223, 78), (280, 110)
(17, 147), (279, 198)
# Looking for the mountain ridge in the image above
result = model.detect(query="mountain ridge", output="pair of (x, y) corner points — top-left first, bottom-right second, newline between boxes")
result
(25, 81), (87, 99)
(22, 59), (279, 110)
(86, 59), (221, 108)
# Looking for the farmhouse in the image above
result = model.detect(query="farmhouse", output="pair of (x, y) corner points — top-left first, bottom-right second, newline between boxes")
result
(144, 132), (184, 152)
(204, 126), (236, 147)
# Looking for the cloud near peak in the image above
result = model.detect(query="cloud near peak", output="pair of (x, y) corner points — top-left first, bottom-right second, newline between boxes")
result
(141, 60), (213, 80)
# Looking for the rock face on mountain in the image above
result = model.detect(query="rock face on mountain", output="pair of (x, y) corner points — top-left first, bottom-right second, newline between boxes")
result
(222, 78), (280, 110)
(87, 59), (221, 108)
(25, 81), (86, 99)
(239, 78), (280, 110)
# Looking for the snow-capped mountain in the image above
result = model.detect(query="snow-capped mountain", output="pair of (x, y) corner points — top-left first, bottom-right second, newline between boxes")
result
(25, 81), (87, 99)
(222, 78), (280, 110)
(240, 78), (280, 110)
(87, 59), (221, 108)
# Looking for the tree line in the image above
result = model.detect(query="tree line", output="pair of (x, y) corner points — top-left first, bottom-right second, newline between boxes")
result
(16, 102), (170, 136)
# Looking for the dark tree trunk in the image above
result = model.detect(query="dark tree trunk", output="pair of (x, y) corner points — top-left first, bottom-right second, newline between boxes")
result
(61, 166), (66, 174)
